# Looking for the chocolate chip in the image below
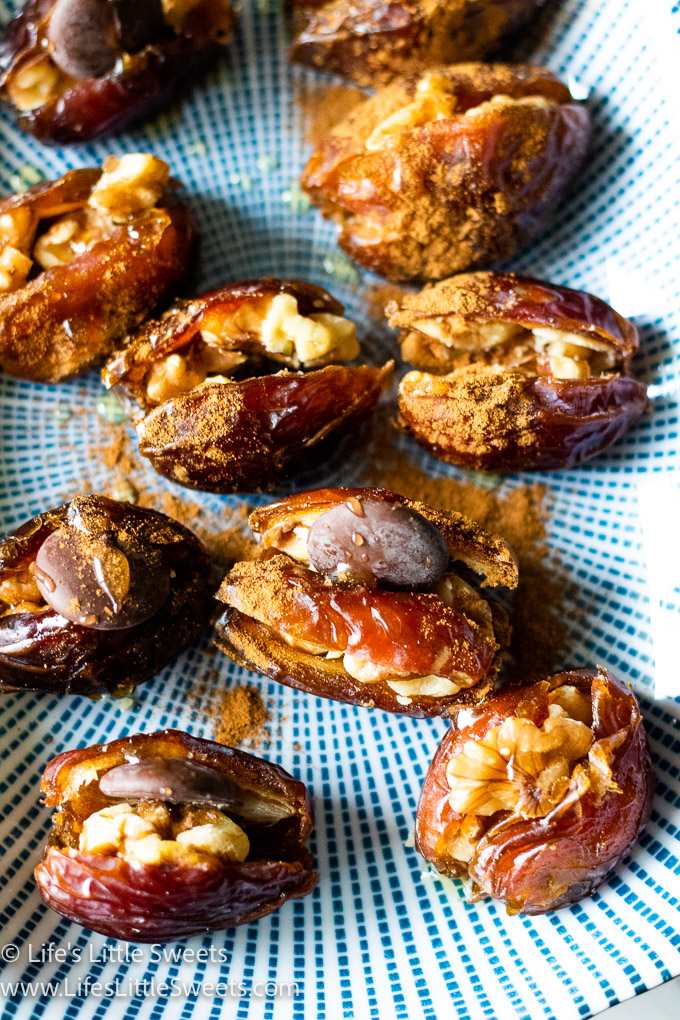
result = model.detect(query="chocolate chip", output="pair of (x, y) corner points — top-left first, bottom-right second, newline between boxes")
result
(307, 499), (449, 588)
(99, 758), (292, 823)
(47, 0), (165, 81)
(34, 525), (170, 630)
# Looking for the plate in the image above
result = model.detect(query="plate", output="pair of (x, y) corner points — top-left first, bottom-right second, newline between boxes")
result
(0, 0), (679, 1018)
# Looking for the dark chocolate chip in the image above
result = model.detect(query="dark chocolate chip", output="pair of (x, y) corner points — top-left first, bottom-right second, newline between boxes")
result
(307, 499), (449, 588)
(99, 757), (292, 823)
(47, 0), (120, 80)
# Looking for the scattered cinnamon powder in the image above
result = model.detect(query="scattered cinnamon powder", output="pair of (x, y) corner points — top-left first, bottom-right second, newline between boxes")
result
(364, 283), (410, 324)
(298, 82), (366, 146)
(214, 685), (269, 746)
(361, 409), (574, 679)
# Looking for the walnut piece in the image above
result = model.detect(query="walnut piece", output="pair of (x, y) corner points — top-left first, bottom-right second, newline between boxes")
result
(365, 73), (459, 152)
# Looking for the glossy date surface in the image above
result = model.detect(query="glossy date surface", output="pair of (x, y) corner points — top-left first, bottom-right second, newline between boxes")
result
(35, 729), (316, 942)
(415, 668), (654, 913)
(0, 159), (197, 382)
(0, 0), (235, 142)
(214, 487), (517, 716)
(392, 271), (649, 470)
(301, 64), (590, 282)
(0, 495), (211, 695)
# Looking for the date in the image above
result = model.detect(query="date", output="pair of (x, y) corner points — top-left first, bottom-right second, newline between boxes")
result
(103, 279), (391, 492)
(35, 729), (316, 941)
(0, 0), (235, 142)
(289, 0), (540, 87)
(301, 64), (590, 282)
(0, 155), (197, 383)
(0, 494), (211, 695)
(390, 271), (649, 469)
(215, 487), (518, 716)
(415, 668), (654, 913)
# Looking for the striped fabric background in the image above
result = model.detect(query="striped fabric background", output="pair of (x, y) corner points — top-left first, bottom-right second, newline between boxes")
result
(0, 0), (679, 1017)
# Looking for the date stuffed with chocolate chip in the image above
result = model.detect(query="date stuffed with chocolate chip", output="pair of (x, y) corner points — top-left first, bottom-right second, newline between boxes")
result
(0, 495), (211, 695)
(0, 0), (234, 142)
(389, 271), (649, 470)
(215, 486), (518, 716)
(35, 729), (316, 941)
(0, 154), (197, 383)
(302, 64), (590, 282)
(415, 668), (654, 913)
(289, 0), (540, 87)
(103, 279), (392, 492)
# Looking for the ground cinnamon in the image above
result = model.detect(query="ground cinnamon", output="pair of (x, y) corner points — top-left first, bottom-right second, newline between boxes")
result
(214, 685), (269, 746)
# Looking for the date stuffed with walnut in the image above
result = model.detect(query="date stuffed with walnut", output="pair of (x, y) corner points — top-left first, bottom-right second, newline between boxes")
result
(0, 0), (234, 142)
(0, 494), (211, 696)
(35, 729), (316, 941)
(415, 668), (654, 913)
(389, 271), (649, 470)
(289, 0), (540, 87)
(302, 64), (590, 282)
(215, 486), (518, 716)
(103, 279), (392, 492)
(0, 154), (197, 383)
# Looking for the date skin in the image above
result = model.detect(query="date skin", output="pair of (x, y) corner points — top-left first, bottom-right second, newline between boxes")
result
(302, 64), (590, 282)
(0, 169), (197, 382)
(415, 668), (654, 914)
(0, 0), (234, 143)
(393, 272), (649, 470)
(133, 363), (393, 493)
(289, 0), (540, 87)
(0, 496), (212, 696)
(250, 486), (519, 589)
(35, 730), (316, 942)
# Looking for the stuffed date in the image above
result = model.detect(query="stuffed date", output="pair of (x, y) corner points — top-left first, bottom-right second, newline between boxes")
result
(0, 494), (211, 695)
(301, 64), (590, 282)
(35, 729), (317, 941)
(0, 0), (234, 142)
(289, 0), (540, 87)
(390, 271), (649, 470)
(215, 486), (518, 716)
(0, 154), (197, 383)
(103, 278), (392, 492)
(415, 668), (654, 913)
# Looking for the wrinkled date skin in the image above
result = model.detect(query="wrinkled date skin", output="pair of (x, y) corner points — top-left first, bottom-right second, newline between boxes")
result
(35, 730), (317, 941)
(103, 279), (392, 493)
(391, 272), (649, 470)
(0, 0), (235, 142)
(415, 668), (654, 913)
(214, 486), (518, 716)
(0, 495), (212, 695)
(0, 167), (197, 383)
(289, 0), (540, 87)
(301, 64), (590, 282)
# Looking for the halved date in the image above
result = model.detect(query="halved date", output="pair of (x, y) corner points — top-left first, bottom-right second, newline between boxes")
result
(0, 494), (211, 695)
(0, 155), (197, 382)
(214, 487), (517, 716)
(415, 667), (654, 913)
(35, 729), (316, 942)
(289, 0), (540, 87)
(301, 64), (590, 282)
(0, 0), (235, 142)
(391, 272), (649, 469)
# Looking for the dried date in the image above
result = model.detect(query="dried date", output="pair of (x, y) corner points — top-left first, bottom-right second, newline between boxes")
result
(215, 486), (518, 716)
(0, 0), (235, 142)
(35, 729), (316, 941)
(390, 271), (649, 470)
(0, 154), (197, 383)
(415, 667), (654, 913)
(0, 494), (211, 695)
(301, 64), (590, 282)
(103, 279), (391, 492)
